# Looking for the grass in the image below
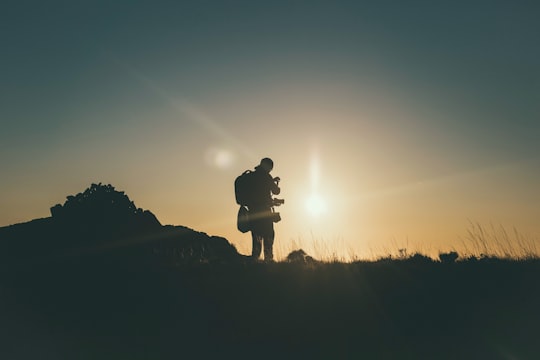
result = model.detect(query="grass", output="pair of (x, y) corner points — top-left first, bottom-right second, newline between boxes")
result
(274, 221), (539, 263)
(275, 234), (353, 263)
(459, 221), (539, 260)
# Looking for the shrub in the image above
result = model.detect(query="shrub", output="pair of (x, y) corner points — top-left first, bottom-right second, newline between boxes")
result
(439, 251), (459, 263)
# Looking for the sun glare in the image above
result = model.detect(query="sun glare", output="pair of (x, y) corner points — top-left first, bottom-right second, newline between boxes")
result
(305, 193), (327, 217)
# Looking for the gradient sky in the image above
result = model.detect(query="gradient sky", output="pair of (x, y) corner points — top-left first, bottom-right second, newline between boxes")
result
(2, 1), (539, 258)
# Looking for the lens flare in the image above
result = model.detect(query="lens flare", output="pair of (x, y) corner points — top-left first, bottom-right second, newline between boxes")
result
(305, 193), (327, 217)
(205, 148), (235, 169)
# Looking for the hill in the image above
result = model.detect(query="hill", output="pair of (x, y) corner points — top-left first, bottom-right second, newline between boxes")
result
(0, 183), (241, 268)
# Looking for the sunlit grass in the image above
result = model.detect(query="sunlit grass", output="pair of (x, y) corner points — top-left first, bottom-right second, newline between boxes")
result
(459, 221), (539, 260)
(275, 234), (354, 263)
(274, 221), (539, 263)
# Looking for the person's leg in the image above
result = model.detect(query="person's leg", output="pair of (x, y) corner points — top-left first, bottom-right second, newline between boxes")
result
(251, 231), (262, 259)
(263, 222), (275, 261)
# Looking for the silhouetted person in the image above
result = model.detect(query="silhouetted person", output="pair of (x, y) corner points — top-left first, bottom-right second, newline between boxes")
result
(246, 158), (281, 261)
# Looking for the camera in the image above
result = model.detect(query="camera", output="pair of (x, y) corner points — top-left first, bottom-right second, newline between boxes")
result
(271, 212), (281, 223)
(272, 198), (285, 206)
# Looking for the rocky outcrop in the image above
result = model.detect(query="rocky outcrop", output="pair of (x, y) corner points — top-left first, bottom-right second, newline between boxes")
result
(0, 183), (241, 267)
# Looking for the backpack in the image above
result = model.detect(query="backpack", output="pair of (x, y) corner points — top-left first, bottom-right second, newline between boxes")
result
(234, 170), (256, 206)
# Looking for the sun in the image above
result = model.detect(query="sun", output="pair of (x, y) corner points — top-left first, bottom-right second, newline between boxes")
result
(305, 193), (327, 217)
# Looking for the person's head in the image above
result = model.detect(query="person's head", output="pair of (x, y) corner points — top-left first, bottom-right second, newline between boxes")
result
(256, 157), (274, 173)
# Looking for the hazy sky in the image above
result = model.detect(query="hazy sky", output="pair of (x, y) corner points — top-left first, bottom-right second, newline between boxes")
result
(2, 1), (539, 258)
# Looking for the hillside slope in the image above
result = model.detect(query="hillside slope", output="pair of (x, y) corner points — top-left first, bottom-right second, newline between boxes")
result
(0, 183), (241, 267)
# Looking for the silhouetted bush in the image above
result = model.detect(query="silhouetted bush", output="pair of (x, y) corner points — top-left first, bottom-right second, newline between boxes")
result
(286, 249), (316, 264)
(404, 252), (434, 264)
(48, 183), (161, 236)
(439, 251), (459, 263)
(51, 183), (141, 222)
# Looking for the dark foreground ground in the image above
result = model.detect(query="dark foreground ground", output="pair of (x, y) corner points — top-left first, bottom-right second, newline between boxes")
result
(1, 255), (540, 360)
